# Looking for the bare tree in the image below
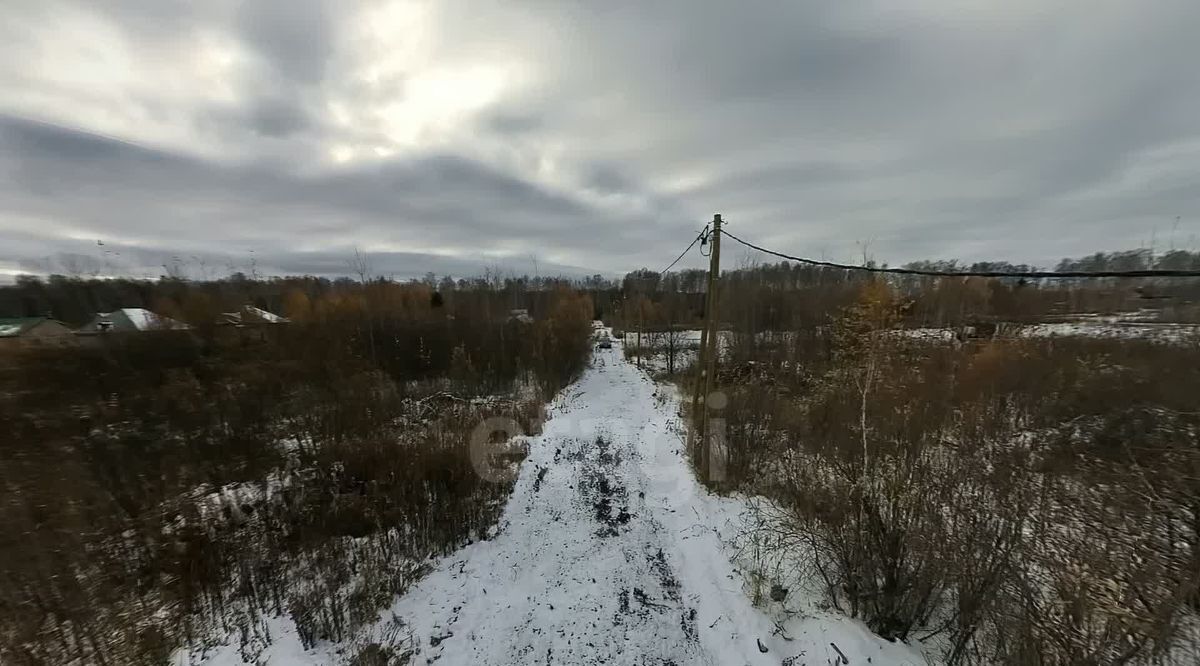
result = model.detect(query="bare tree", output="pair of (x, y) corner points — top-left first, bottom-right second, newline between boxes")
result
(349, 246), (378, 365)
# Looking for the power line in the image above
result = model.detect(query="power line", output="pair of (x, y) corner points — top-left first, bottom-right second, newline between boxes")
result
(719, 228), (1200, 280)
(659, 226), (709, 274)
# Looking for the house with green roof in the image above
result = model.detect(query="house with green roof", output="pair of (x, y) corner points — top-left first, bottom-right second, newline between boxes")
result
(0, 317), (76, 349)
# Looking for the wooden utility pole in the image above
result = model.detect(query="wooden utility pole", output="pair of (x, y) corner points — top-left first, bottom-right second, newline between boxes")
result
(691, 306), (709, 449)
(637, 297), (644, 368)
(693, 214), (722, 467)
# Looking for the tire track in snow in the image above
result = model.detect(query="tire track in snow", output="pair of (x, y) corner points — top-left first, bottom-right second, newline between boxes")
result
(375, 341), (724, 665)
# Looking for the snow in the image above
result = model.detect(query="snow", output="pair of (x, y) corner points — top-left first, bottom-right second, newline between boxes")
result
(120, 307), (159, 330)
(98, 307), (188, 331)
(181, 333), (925, 665)
(619, 329), (729, 375)
(0, 324), (21, 337)
(620, 329), (729, 349)
(892, 320), (1200, 345)
(1018, 321), (1199, 343)
(245, 306), (288, 323)
(890, 328), (957, 342)
(1044, 309), (1163, 324)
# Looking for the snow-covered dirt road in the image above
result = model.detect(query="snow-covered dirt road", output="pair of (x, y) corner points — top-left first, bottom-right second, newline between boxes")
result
(191, 339), (924, 665)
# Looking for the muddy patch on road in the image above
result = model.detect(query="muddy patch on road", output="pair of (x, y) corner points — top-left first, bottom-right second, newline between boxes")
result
(590, 472), (632, 537)
(579, 437), (633, 538)
(595, 435), (623, 466)
(648, 548), (698, 642)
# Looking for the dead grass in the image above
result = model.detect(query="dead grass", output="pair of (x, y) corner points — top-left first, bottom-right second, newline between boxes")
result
(702, 280), (1200, 664)
(0, 285), (593, 665)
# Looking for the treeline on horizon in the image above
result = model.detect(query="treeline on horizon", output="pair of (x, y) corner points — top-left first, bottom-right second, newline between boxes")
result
(0, 271), (620, 327)
(2, 246), (1199, 327)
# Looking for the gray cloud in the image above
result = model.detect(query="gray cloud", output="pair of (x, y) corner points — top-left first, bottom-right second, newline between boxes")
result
(2, 0), (1199, 283)
(241, 97), (314, 138)
(4, 227), (598, 282)
(580, 162), (638, 196)
(0, 114), (668, 276)
(483, 110), (542, 137)
(236, 0), (334, 86)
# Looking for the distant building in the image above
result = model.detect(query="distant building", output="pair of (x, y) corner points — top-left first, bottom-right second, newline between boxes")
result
(0, 317), (77, 349)
(217, 305), (289, 326)
(215, 305), (289, 345)
(77, 308), (190, 334)
(508, 309), (534, 325)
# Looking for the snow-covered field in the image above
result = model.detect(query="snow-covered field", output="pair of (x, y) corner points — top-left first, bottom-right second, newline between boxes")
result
(1016, 320), (1199, 342)
(896, 318), (1199, 345)
(181, 333), (924, 665)
(617, 329), (735, 375)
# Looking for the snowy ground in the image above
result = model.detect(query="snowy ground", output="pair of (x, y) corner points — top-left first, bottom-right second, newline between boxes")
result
(1016, 320), (1199, 343)
(895, 321), (1200, 344)
(618, 329), (732, 375)
(183, 333), (924, 665)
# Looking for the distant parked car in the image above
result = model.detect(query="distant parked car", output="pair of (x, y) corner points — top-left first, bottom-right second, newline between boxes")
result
(597, 335), (613, 349)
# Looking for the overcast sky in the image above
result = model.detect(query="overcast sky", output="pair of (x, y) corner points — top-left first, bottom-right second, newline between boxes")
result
(2, 0), (1199, 281)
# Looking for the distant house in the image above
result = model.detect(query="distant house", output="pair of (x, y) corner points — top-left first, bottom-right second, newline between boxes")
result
(0, 317), (77, 349)
(215, 305), (289, 345)
(508, 309), (534, 325)
(217, 305), (289, 326)
(77, 308), (189, 334)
